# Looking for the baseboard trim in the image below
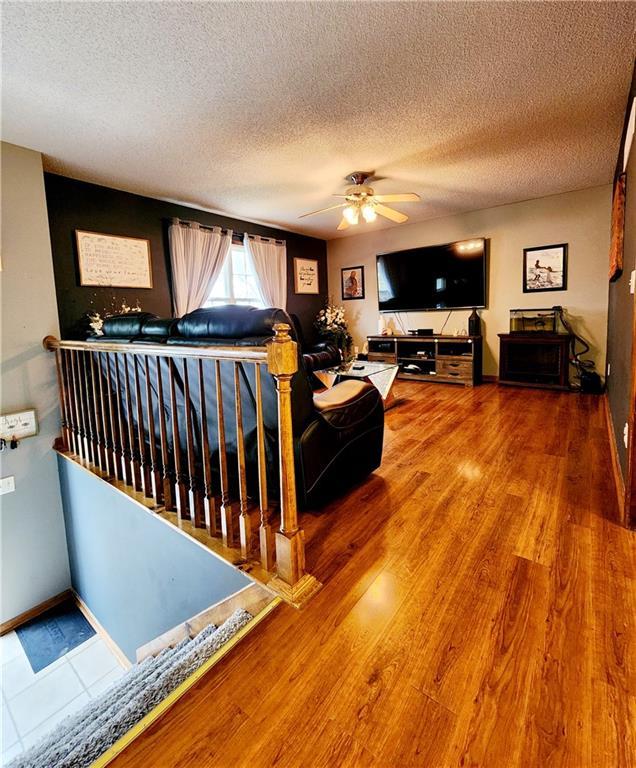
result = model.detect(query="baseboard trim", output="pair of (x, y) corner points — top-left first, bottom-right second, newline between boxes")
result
(72, 590), (132, 670)
(603, 393), (626, 523)
(0, 589), (73, 636)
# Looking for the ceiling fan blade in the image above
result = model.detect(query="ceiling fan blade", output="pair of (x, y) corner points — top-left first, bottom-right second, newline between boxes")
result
(373, 193), (420, 203)
(337, 217), (350, 230)
(298, 203), (346, 219)
(374, 204), (409, 224)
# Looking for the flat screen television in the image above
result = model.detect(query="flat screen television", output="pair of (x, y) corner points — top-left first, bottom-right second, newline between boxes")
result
(377, 238), (488, 312)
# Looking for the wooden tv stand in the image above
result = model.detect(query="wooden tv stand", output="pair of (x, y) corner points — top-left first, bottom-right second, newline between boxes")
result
(367, 334), (482, 387)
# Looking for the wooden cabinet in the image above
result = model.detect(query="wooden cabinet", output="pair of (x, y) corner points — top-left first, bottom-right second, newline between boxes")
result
(367, 335), (482, 387)
(498, 333), (571, 390)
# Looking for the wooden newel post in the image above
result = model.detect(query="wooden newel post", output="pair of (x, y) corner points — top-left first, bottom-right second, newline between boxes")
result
(267, 323), (320, 605)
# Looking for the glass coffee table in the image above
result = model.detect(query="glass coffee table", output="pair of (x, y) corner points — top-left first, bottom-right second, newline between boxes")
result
(314, 360), (400, 410)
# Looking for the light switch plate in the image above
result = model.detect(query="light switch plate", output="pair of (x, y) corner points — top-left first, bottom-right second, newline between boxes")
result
(630, 270), (636, 295)
(0, 476), (15, 495)
(0, 409), (37, 440)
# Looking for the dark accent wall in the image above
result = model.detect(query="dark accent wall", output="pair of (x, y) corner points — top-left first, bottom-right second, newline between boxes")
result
(44, 173), (327, 341)
(607, 63), (636, 478)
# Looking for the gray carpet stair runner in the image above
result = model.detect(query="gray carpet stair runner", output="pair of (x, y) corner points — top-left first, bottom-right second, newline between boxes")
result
(9, 608), (252, 768)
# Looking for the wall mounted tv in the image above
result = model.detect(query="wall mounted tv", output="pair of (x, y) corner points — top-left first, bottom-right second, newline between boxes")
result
(377, 238), (488, 312)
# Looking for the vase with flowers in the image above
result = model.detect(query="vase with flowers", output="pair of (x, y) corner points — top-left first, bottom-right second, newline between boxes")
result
(83, 298), (143, 338)
(314, 303), (354, 362)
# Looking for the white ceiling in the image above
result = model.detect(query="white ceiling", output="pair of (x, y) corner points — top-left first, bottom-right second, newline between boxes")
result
(2, 2), (635, 240)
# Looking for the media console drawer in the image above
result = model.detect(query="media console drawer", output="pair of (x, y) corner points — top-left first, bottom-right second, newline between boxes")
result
(437, 359), (472, 377)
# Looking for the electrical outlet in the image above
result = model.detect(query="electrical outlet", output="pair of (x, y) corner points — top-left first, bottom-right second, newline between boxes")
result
(0, 476), (15, 495)
(624, 422), (629, 449)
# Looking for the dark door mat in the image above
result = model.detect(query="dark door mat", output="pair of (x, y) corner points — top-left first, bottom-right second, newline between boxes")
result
(16, 601), (96, 673)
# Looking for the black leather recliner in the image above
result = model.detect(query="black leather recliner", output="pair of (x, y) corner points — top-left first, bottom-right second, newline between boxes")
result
(89, 306), (384, 509)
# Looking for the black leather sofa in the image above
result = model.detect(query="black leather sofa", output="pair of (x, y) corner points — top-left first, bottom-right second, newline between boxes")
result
(88, 306), (384, 509)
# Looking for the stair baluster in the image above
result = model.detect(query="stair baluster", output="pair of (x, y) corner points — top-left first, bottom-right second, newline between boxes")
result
(156, 357), (175, 510)
(52, 347), (72, 454)
(88, 351), (107, 472)
(197, 359), (218, 536)
(216, 359), (237, 547)
(122, 355), (142, 492)
(60, 350), (79, 456)
(143, 356), (163, 505)
(79, 352), (96, 465)
(113, 354), (132, 485)
(255, 362), (274, 571)
(71, 349), (88, 461)
(183, 358), (205, 527)
(234, 362), (251, 559)
(168, 357), (188, 519)
(95, 353), (113, 478)
(133, 356), (152, 497)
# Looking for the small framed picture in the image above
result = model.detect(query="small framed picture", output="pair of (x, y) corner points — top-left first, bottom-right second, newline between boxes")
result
(523, 244), (568, 293)
(341, 266), (365, 300)
(294, 258), (319, 294)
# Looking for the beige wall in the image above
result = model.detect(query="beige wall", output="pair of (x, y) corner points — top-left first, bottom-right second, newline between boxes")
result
(0, 142), (71, 622)
(327, 185), (612, 377)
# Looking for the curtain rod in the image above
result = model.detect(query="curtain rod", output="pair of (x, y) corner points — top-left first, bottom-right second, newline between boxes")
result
(168, 217), (285, 245)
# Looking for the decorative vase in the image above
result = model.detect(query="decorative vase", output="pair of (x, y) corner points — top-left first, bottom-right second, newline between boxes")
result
(468, 308), (481, 336)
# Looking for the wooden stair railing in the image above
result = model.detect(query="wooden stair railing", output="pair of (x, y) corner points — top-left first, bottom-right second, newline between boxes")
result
(44, 324), (320, 607)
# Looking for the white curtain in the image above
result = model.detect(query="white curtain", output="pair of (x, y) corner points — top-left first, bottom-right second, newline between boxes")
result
(168, 219), (232, 316)
(244, 233), (287, 309)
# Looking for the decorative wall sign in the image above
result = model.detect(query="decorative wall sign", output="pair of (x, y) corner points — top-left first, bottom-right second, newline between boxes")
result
(76, 230), (153, 288)
(294, 257), (319, 294)
(523, 243), (568, 293)
(0, 409), (38, 440)
(609, 174), (626, 281)
(341, 266), (365, 300)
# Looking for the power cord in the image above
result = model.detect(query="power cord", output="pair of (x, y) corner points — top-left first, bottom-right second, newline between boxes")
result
(440, 309), (452, 334)
(555, 306), (601, 393)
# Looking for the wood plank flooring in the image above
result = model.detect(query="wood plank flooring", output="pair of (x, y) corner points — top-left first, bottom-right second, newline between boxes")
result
(109, 382), (636, 768)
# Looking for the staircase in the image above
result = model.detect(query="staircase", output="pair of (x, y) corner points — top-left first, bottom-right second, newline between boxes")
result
(8, 609), (253, 768)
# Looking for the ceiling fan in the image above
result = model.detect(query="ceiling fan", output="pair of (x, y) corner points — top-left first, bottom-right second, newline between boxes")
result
(299, 171), (420, 230)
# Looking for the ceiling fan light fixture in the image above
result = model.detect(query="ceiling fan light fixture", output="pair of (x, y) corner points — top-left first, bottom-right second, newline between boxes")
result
(343, 204), (359, 225)
(361, 202), (377, 223)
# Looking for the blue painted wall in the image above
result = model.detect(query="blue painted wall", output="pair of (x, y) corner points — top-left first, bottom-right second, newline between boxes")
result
(58, 456), (250, 661)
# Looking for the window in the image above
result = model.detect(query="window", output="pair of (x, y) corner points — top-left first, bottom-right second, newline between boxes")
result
(205, 244), (265, 308)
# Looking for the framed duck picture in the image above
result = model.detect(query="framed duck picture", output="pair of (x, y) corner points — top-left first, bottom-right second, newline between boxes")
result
(341, 266), (365, 300)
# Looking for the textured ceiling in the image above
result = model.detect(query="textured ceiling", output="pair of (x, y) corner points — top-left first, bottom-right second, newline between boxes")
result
(2, 2), (635, 240)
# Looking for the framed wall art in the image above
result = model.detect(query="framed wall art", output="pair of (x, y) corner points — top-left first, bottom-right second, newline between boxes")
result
(76, 230), (153, 288)
(341, 266), (365, 300)
(294, 257), (319, 294)
(523, 243), (568, 293)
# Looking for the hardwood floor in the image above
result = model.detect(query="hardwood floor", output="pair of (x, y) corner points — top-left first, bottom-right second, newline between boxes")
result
(110, 382), (636, 768)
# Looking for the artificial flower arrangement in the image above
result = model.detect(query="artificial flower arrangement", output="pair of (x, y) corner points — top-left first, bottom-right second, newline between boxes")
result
(86, 299), (142, 336)
(314, 302), (353, 361)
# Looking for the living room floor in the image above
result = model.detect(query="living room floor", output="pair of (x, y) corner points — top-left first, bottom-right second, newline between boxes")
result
(106, 381), (635, 768)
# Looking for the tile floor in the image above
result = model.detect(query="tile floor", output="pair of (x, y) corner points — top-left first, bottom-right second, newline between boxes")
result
(1, 630), (125, 764)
